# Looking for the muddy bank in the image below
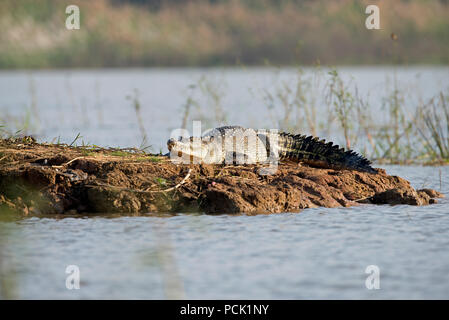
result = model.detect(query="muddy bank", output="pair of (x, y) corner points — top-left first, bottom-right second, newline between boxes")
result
(0, 138), (444, 215)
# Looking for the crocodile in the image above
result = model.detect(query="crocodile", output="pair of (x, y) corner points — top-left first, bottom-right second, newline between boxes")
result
(167, 126), (376, 173)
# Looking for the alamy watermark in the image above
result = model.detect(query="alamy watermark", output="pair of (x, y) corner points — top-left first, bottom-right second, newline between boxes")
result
(65, 5), (80, 30)
(65, 265), (80, 290)
(365, 265), (380, 290)
(365, 5), (380, 30)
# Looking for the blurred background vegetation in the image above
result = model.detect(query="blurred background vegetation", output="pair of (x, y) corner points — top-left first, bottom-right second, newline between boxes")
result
(0, 0), (448, 69)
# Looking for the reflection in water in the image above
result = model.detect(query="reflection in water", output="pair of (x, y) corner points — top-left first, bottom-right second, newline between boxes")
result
(0, 212), (19, 299)
(149, 220), (185, 299)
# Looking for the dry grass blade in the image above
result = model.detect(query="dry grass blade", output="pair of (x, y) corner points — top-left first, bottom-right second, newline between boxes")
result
(51, 157), (85, 168)
(419, 94), (449, 159)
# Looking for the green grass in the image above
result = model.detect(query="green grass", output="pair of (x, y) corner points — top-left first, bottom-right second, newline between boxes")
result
(154, 177), (167, 187)
(79, 149), (97, 157)
(148, 156), (162, 163)
(109, 150), (131, 157)
(133, 156), (162, 162)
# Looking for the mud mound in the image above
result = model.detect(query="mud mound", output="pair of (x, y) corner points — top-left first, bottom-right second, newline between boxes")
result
(0, 138), (444, 215)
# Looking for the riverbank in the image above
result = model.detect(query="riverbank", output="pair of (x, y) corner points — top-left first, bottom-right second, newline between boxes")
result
(0, 137), (443, 215)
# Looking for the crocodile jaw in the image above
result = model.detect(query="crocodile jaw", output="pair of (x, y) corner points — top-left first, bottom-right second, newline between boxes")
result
(167, 138), (223, 164)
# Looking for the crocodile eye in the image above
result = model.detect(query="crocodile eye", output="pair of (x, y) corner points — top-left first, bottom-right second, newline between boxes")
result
(167, 138), (176, 151)
(202, 136), (214, 144)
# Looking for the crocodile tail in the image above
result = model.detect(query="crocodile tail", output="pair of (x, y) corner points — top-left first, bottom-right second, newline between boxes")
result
(278, 133), (376, 173)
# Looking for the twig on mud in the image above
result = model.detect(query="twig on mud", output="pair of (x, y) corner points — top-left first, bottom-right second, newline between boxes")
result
(215, 165), (248, 178)
(354, 195), (374, 203)
(52, 157), (85, 168)
(215, 166), (231, 178)
(0, 156), (7, 162)
(2, 160), (21, 167)
(86, 168), (193, 194)
(154, 168), (192, 193)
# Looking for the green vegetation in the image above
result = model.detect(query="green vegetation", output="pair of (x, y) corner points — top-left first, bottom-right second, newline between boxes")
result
(0, 0), (448, 68)
(179, 67), (449, 165)
(147, 156), (162, 163)
(154, 177), (167, 187)
(109, 150), (132, 157)
(416, 93), (449, 161)
(0, 130), (157, 160)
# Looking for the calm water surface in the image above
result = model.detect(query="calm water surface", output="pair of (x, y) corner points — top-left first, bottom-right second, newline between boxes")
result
(0, 165), (447, 299)
(0, 67), (449, 299)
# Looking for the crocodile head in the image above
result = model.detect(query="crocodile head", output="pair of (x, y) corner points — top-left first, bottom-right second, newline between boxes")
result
(167, 136), (223, 163)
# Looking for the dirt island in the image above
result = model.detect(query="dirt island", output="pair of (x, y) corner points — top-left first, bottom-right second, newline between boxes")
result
(0, 137), (443, 216)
